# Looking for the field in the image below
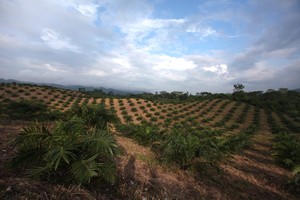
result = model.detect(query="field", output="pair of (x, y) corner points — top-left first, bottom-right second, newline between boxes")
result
(0, 83), (299, 199)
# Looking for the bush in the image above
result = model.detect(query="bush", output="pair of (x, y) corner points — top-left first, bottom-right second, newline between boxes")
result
(116, 124), (163, 146)
(66, 104), (117, 130)
(9, 117), (119, 185)
(131, 107), (137, 112)
(161, 130), (198, 168)
(161, 128), (224, 169)
(272, 133), (300, 169)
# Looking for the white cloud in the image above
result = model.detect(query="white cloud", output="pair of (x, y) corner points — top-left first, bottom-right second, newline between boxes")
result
(86, 69), (107, 77)
(239, 62), (276, 82)
(203, 64), (228, 76)
(43, 63), (66, 72)
(40, 29), (79, 52)
(153, 56), (196, 71)
(158, 71), (186, 81)
(77, 4), (98, 18)
(186, 26), (217, 38)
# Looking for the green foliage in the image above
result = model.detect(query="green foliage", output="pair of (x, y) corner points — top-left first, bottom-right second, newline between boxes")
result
(8, 103), (119, 185)
(272, 133), (300, 169)
(162, 130), (198, 168)
(131, 107), (137, 112)
(115, 124), (163, 146)
(291, 166), (300, 186)
(66, 104), (117, 130)
(158, 120), (259, 170)
(0, 100), (62, 121)
(9, 117), (119, 185)
(233, 84), (245, 93)
(161, 127), (226, 169)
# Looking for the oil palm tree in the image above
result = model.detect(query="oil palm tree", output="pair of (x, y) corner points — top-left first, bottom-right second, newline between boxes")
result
(9, 115), (119, 185)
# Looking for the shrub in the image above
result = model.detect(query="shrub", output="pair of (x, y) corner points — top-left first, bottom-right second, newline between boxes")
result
(66, 104), (117, 130)
(9, 117), (119, 185)
(161, 130), (199, 168)
(154, 112), (160, 116)
(272, 133), (300, 169)
(120, 106), (126, 110)
(131, 107), (137, 112)
(121, 110), (128, 115)
(124, 115), (133, 123)
(116, 124), (162, 146)
(136, 116), (143, 121)
(150, 116), (157, 122)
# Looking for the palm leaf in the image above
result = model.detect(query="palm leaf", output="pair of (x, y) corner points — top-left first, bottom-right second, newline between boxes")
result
(71, 154), (100, 184)
(98, 161), (117, 183)
(8, 145), (46, 168)
(12, 122), (51, 148)
(84, 129), (119, 157)
(54, 116), (86, 137)
(45, 144), (77, 170)
(26, 165), (51, 180)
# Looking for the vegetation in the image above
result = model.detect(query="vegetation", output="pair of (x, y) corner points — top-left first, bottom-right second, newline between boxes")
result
(0, 100), (62, 121)
(9, 105), (119, 185)
(0, 82), (299, 199)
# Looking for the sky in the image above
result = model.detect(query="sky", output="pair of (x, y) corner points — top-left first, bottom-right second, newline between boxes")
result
(0, 0), (300, 93)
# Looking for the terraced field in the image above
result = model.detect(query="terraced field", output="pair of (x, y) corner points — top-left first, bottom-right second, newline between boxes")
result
(1, 83), (299, 134)
(0, 83), (299, 199)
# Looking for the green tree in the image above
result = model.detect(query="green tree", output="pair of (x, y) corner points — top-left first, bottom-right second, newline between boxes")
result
(232, 84), (246, 101)
(233, 84), (245, 93)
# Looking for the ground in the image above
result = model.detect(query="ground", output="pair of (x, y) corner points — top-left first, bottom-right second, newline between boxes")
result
(0, 84), (299, 199)
(0, 118), (298, 199)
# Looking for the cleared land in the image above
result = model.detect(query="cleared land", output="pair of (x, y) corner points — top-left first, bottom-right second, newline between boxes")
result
(0, 83), (299, 199)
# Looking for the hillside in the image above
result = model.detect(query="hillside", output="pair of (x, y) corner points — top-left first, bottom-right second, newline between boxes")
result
(0, 83), (299, 199)
(0, 78), (144, 95)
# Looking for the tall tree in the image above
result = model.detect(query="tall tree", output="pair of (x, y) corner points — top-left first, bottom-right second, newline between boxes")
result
(233, 84), (245, 93)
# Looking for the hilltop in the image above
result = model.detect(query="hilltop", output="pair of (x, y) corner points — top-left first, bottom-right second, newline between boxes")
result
(0, 82), (299, 199)
(0, 78), (145, 95)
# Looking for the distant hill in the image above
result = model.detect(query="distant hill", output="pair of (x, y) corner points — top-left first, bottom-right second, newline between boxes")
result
(0, 78), (145, 95)
(294, 88), (300, 93)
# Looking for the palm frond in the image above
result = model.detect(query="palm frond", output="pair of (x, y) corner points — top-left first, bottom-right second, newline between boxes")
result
(71, 154), (100, 184)
(26, 165), (51, 180)
(8, 145), (47, 168)
(98, 161), (117, 183)
(11, 122), (51, 148)
(84, 129), (119, 157)
(56, 116), (86, 133)
(44, 144), (77, 170)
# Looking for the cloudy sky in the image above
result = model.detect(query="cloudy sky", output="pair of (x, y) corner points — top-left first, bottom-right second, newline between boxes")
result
(0, 0), (300, 93)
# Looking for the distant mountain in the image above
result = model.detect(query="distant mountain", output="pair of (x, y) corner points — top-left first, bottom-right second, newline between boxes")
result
(294, 88), (300, 93)
(0, 78), (145, 95)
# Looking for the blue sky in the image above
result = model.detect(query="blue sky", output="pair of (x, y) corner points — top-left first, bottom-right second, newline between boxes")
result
(0, 0), (299, 93)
